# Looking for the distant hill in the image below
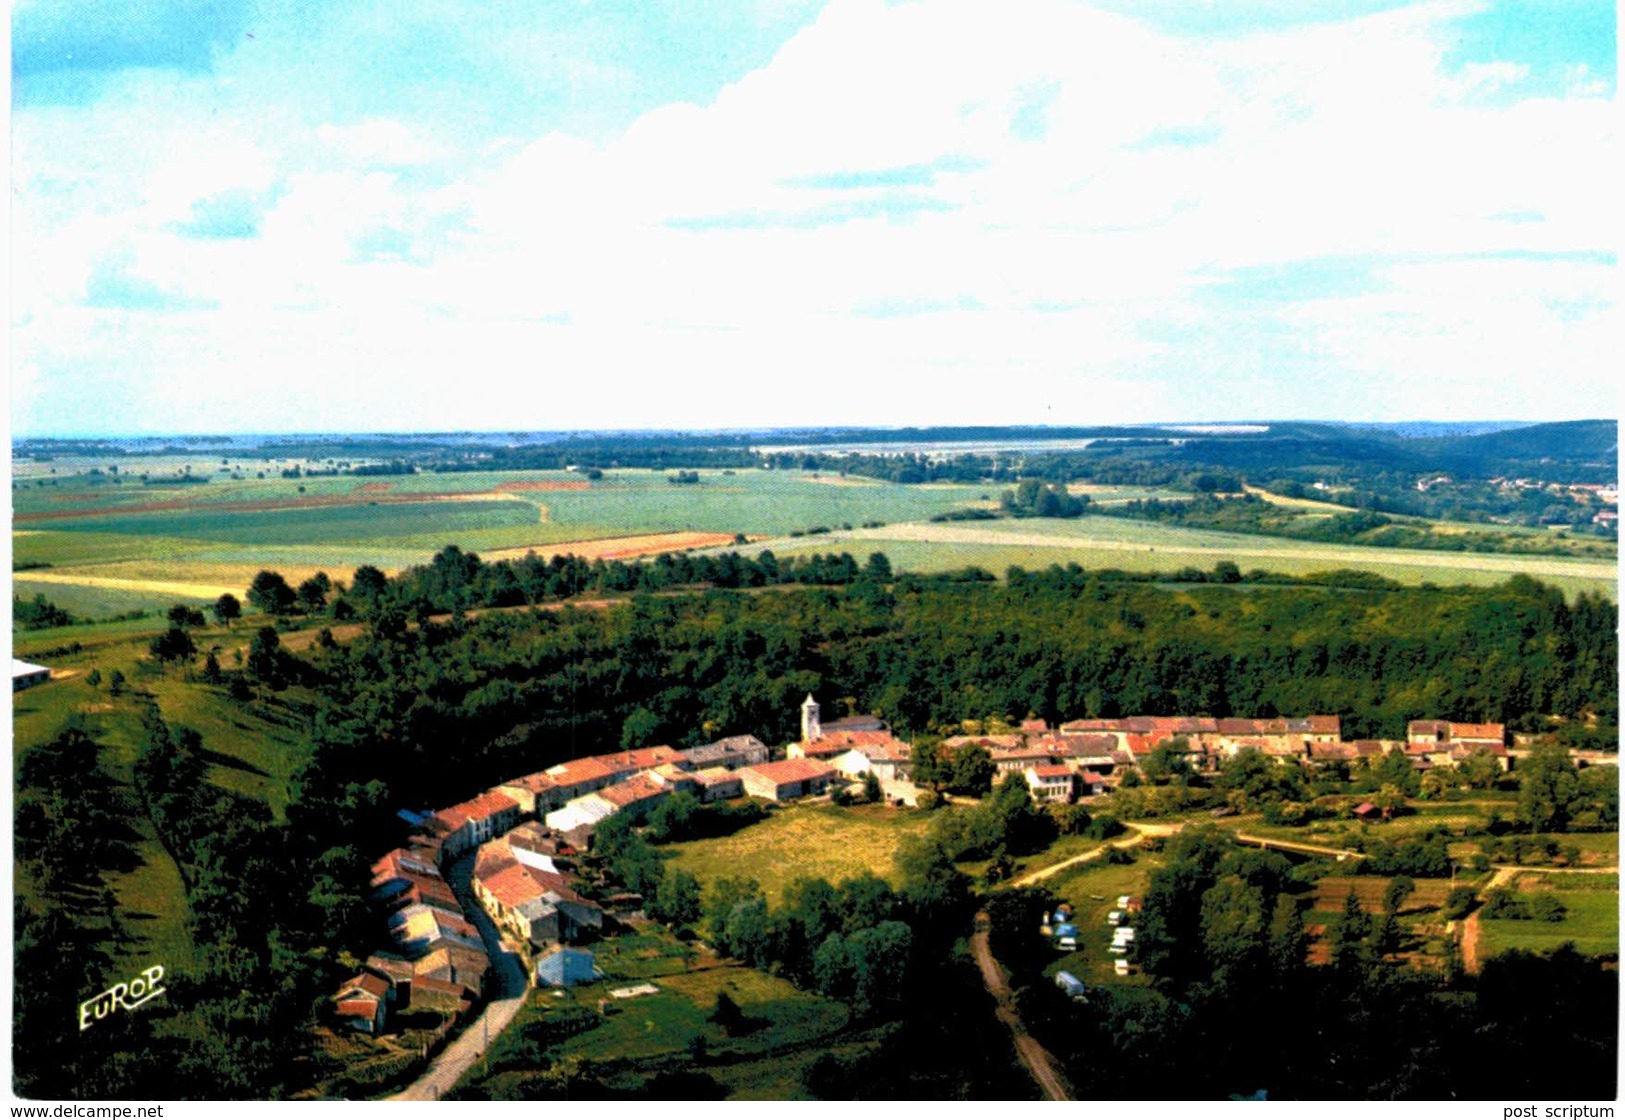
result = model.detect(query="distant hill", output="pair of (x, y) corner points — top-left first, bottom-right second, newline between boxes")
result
(1425, 419), (1618, 470)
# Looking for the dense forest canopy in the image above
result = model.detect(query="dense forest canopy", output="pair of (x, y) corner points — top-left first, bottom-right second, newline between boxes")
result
(14, 549), (1619, 1100)
(302, 561), (1615, 821)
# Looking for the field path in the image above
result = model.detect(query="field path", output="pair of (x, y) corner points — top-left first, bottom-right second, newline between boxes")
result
(1461, 864), (1617, 975)
(1008, 825), (1172, 889)
(970, 911), (1073, 1102)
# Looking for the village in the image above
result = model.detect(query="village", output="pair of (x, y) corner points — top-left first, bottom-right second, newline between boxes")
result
(334, 694), (1535, 1044)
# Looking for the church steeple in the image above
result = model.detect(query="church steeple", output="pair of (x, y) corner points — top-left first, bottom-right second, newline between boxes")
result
(801, 693), (822, 742)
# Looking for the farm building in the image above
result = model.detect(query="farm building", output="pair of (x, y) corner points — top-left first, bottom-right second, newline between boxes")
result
(545, 796), (618, 848)
(739, 758), (837, 801)
(408, 974), (473, 1015)
(496, 771), (565, 817)
(536, 947), (599, 988)
(691, 766), (745, 802)
(681, 734), (769, 771)
(12, 659), (52, 691)
(333, 972), (391, 1035)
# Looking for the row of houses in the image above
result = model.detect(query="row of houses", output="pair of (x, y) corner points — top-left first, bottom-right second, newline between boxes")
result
(937, 715), (1511, 804)
(337, 698), (1519, 1029)
(337, 724), (857, 1030)
(471, 823), (604, 958)
(335, 826), (495, 1035)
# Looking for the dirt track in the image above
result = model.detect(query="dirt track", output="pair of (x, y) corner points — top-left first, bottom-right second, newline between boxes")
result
(970, 912), (1073, 1101)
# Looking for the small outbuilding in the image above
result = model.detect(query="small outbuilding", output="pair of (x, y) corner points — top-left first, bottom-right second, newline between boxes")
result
(535, 947), (599, 989)
(1055, 971), (1088, 1000)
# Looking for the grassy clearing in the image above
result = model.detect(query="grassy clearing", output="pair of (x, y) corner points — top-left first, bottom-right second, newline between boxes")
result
(662, 802), (932, 903)
(1480, 889), (1619, 958)
(12, 623), (316, 980)
(959, 831), (1112, 883)
(561, 966), (849, 1064)
(465, 937), (851, 1101)
(1038, 856), (1160, 988)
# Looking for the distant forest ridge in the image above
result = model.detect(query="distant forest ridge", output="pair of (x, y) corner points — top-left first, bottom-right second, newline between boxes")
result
(15, 419), (1616, 478)
(10, 418), (1611, 451)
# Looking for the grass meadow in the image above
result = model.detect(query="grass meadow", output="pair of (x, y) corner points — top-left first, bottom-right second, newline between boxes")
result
(461, 921), (851, 1100)
(14, 468), (997, 615)
(12, 622), (319, 979)
(16, 466), (1616, 622)
(743, 517), (1618, 599)
(661, 802), (933, 903)
(1479, 874), (1619, 958)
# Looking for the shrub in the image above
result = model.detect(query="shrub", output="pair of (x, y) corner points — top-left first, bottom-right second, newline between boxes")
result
(1530, 892), (1568, 922)
(1442, 886), (1477, 920)
(1480, 887), (1530, 920)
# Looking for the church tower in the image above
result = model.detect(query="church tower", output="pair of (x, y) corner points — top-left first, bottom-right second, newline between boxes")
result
(801, 693), (822, 743)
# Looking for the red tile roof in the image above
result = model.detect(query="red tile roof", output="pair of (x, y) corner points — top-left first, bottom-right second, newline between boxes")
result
(432, 806), (470, 831)
(591, 746), (685, 774)
(598, 773), (667, 809)
(480, 861), (548, 910)
(1029, 764), (1073, 779)
(501, 771), (560, 794)
(746, 758), (837, 785)
(546, 757), (618, 786)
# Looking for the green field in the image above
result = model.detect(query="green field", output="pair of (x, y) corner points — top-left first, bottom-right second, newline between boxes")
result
(12, 621), (318, 981)
(13, 577), (216, 618)
(1479, 880), (1619, 959)
(662, 802), (932, 903)
(460, 926), (851, 1101)
(741, 517), (1618, 599)
(16, 465), (1617, 622)
(14, 469), (1000, 617)
(1038, 856), (1161, 988)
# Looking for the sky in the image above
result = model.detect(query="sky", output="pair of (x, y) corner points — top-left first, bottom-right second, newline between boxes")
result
(8, 0), (1619, 436)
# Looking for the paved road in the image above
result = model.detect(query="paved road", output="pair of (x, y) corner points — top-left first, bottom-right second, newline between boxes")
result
(969, 911), (1073, 1101)
(391, 853), (530, 1101)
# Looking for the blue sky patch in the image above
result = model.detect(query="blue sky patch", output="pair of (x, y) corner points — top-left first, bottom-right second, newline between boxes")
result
(170, 186), (283, 240)
(84, 257), (218, 312)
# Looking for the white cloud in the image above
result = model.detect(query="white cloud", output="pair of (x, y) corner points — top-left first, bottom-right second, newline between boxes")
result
(10, 0), (1616, 434)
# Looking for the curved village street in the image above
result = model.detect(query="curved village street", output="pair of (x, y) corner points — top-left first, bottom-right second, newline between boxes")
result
(970, 911), (1074, 1102)
(391, 853), (530, 1101)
